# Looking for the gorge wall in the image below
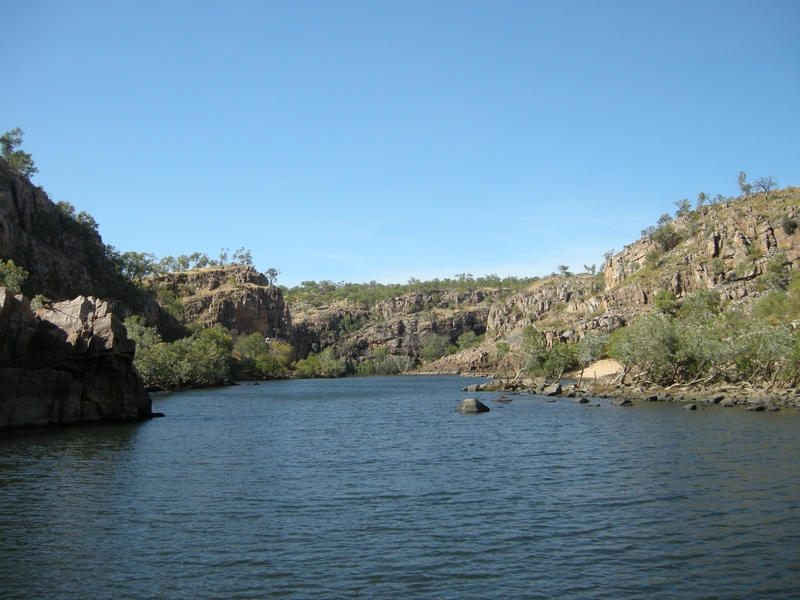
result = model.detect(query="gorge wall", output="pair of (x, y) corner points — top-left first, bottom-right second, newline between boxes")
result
(0, 288), (153, 429)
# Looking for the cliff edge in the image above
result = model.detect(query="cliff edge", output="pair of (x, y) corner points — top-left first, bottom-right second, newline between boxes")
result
(0, 288), (153, 429)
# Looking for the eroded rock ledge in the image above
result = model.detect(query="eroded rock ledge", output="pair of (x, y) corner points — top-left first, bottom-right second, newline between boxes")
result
(0, 288), (153, 429)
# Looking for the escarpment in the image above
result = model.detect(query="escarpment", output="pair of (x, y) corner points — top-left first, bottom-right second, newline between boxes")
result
(289, 289), (499, 364)
(0, 288), (153, 429)
(145, 265), (292, 339)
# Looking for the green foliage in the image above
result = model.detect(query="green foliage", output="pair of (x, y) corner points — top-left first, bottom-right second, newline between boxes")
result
(557, 265), (572, 276)
(610, 313), (679, 383)
(738, 171), (751, 196)
(294, 347), (347, 378)
(231, 247), (253, 266)
(0, 128), (38, 177)
(543, 341), (577, 378)
(651, 223), (683, 252)
(357, 346), (415, 375)
(653, 290), (677, 314)
(233, 332), (291, 378)
(645, 250), (662, 269)
(753, 277), (800, 325)
(284, 274), (541, 309)
(657, 213), (673, 227)
(781, 215), (798, 235)
(420, 334), (450, 362)
(673, 199), (691, 218)
(608, 283), (800, 385)
(456, 330), (484, 351)
(0, 260), (29, 293)
(594, 271), (606, 290)
(30, 294), (51, 310)
(679, 289), (720, 319)
(125, 317), (235, 390)
(576, 332), (609, 367)
(708, 258), (727, 277)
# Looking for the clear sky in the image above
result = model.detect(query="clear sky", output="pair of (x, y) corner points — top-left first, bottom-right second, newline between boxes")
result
(2, 1), (798, 287)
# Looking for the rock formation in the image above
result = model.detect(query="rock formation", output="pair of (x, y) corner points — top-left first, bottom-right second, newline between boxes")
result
(289, 289), (496, 364)
(146, 265), (292, 339)
(0, 156), (182, 337)
(456, 398), (490, 414)
(0, 288), (153, 429)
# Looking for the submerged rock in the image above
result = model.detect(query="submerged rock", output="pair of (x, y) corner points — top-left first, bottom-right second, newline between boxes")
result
(574, 397), (590, 404)
(456, 398), (490, 414)
(491, 396), (513, 403)
(683, 404), (697, 411)
(612, 399), (633, 407)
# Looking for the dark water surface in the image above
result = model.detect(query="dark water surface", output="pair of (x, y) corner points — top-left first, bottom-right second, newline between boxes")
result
(2, 376), (800, 598)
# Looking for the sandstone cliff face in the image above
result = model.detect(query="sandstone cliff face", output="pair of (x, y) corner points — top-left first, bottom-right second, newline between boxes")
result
(604, 189), (800, 303)
(289, 290), (497, 362)
(148, 265), (292, 339)
(0, 288), (152, 429)
(0, 157), (116, 299)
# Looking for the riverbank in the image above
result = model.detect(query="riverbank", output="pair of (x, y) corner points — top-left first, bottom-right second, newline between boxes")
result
(465, 359), (800, 411)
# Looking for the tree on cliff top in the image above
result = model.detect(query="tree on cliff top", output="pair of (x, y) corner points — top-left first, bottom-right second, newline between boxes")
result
(1, 128), (38, 178)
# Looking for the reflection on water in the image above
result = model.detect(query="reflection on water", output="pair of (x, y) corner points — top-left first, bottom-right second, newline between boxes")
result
(1, 376), (799, 598)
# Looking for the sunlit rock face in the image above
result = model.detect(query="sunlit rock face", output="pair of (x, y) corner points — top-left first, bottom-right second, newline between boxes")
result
(0, 288), (152, 429)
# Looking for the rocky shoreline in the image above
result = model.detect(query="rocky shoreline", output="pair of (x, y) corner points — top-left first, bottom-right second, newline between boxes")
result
(462, 376), (800, 412)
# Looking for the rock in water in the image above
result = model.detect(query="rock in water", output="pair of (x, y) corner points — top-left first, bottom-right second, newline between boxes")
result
(683, 404), (697, 411)
(574, 397), (590, 404)
(456, 398), (490, 414)
(491, 396), (513, 403)
(0, 289), (153, 429)
(542, 382), (562, 397)
(612, 398), (633, 407)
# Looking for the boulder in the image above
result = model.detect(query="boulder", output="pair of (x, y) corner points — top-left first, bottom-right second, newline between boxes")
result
(456, 398), (490, 414)
(746, 404), (766, 412)
(574, 397), (590, 404)
(0, 289), (153, 429)
(542, 382), (562, 397)
(612, 398), (633, 407)
(720, 398), (736, 407)
(683, 404), (697, 411)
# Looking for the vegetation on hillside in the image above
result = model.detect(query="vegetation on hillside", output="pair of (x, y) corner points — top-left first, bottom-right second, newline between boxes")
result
(283, 274), (541, 309)
(125, 317), (293, 390)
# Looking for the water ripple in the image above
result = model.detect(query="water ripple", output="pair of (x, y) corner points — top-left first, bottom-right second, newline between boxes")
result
(2, 376), (799, 598)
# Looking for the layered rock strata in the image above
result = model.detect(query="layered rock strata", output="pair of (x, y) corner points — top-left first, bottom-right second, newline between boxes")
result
(0, 288), (153, 429)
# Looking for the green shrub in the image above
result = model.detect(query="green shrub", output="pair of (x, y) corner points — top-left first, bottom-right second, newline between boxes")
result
(420, 334), (449, 362)
(781, 215), (798, 235)
(0, 260), (28, 293)
(652, 224), (683, 252)
(708, 258), (727, 277)
(653, 290), (677, 314)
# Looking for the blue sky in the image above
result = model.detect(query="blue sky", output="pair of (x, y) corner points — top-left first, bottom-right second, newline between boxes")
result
(2, 1), (798, 287)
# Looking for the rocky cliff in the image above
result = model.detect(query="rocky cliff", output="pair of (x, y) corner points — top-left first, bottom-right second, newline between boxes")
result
(0, 156), (118, 299)
(147, 265), (292, 339)
(419, 187), (800, 374)
(0, 157), (182, 338)
(0, 288), (153, 429)
(290, 289), (499, 363)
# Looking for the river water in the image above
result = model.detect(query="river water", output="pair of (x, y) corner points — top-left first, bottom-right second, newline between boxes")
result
(1, 375), (799, 598)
